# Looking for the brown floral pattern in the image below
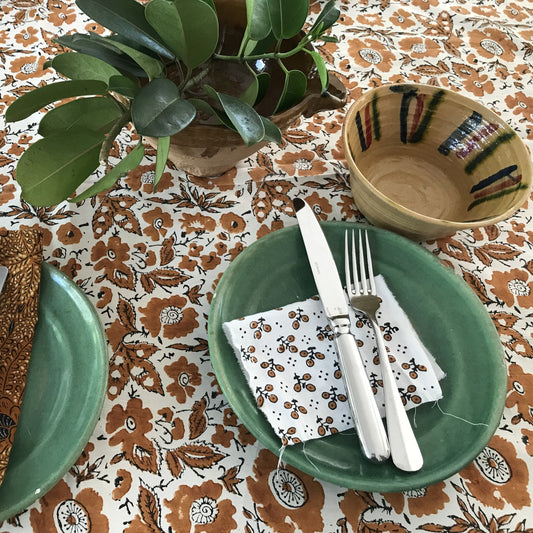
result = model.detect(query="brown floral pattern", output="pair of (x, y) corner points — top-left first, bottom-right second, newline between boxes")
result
(460, 435), (531, 510)
(106, 398), (159, 473)
(165, 355), (202, 403)
(0, 0), (532, 531)
(165, 480), (237, 532)
(29, 479), (108, 532)
(247, 449), (326, 533)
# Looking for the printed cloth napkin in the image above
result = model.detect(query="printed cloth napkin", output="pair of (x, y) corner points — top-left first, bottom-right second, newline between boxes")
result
(0, 228), (43, 487)
(223, 275), (445, 446)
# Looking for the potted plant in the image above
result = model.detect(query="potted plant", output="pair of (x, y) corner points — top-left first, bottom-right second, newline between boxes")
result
(5, 0), (346, 207)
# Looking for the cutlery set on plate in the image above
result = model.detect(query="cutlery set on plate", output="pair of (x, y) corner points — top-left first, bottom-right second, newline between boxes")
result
(293, 198), (423, 472)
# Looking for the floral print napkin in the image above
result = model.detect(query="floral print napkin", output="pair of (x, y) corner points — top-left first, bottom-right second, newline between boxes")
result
(0, 229), (43, 486)
(223, 275), (445, 446)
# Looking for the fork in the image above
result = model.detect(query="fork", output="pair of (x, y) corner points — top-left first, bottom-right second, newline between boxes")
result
(345, 229), (424, 472)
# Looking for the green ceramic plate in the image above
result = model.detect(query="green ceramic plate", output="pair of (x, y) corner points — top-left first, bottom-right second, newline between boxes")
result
(208, 222), (506, 491)
(0, 263), (107, 521)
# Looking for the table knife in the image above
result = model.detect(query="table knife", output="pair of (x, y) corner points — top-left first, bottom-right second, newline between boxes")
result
(293, 198), (390, 462)
(0, 266), (7, 294)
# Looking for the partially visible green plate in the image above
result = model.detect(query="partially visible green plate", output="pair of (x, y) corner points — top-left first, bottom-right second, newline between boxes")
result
(208, 222), (506, 491)
(0, 263), (108, 521)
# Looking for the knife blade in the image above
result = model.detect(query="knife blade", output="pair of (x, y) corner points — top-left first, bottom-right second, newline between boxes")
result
(0, 266), (7, 294)
(293, 198), (390, 462)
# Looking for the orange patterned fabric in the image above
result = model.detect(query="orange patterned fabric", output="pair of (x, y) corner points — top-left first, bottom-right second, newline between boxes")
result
(0, 229), (43, 487)
(0, 0), (533, 531)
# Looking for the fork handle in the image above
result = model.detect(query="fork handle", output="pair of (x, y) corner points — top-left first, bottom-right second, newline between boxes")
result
(334, 321), (390, 462)
(372, 320), (424, 472)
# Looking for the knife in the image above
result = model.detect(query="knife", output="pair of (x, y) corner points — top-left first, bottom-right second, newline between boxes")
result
(0, 266), (7, 294)
(293, 198), (390, 462)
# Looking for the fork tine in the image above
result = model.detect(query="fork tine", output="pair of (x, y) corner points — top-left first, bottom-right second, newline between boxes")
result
(364, 230), (377, 294)
(358, 230), (368, 294)
(344, 230), (352, 294)
(350, 230), (358, 293)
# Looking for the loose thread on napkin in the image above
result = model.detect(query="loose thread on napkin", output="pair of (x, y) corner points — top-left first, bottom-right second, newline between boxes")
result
(301, 442), (320, 472)
(433, 401), (489, 427)
(274, 445), (287, 480)
(274, 443), (322, 477)
(410, 402), (488, 431)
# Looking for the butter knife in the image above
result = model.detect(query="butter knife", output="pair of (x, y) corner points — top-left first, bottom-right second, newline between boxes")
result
(0, 266), (7, 294)
(293, 198), (390, 462)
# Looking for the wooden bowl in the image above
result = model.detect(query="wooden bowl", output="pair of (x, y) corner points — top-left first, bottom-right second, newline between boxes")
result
(342, 84), (532, 240)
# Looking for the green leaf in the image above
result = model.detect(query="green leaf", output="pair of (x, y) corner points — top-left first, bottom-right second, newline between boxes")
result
(145, 0), (219, 70)
(246, 0), (271, 41)
(38, 97), (122, 136)
(197, 0), (215, 9)
(5, 80), (108, 122)
(107, 33), (161, 59)
(205, 86), (265, 146)
(49, 52), (122, 83)
(307, 50), (328, 93)
(240, 67), (259, 106)
(244, 32), (275, 55)
(266, 0), (309, 40)
(274, 68), (307, 113)
(189, 98), (223, 125)
(320, 35), (338, 43)
(131, 78), (196, 137)
(203, 87), (279, 144)
(109, 75), (140, 98)
(75, 0), (173, 59)
(54, 33), (148, 77)
(16, 129), (105, 206)
(71, 141), (145, 202)
(309, 0), (340, 35)
(153, 135), (170, 192)
(104, 38), (164, 80)
(255, 71), (271, 105)
(260, 116), (282, 143)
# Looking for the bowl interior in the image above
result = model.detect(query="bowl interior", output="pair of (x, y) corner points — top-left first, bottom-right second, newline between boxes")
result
(344, 84), (531, 224)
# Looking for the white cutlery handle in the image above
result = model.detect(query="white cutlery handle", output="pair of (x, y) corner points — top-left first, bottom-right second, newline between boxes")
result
(335, 324), (390, 462)
(373, 321), (424, 472)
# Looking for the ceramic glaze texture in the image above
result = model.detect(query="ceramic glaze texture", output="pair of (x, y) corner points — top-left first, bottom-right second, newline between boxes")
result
(0, 263), (107, 520)
(343, 84), (532, 240)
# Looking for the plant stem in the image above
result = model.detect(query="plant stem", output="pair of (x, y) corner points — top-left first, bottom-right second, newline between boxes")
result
(237, 27), (251, 58)
(214, 44), (306, 62)
(99, 110), (132, 166)
(176, 61), (194, 93)
(214, 30), (316, 63)
(108, 93), (129, 113)
(181, 65), (211, 94)
(173, 60), (186, 89)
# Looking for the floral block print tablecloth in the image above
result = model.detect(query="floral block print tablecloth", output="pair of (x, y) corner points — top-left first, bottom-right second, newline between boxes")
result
(1, 0), (533, 531)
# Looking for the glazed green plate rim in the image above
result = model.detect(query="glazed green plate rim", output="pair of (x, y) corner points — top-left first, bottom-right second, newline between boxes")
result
(208, 222), (506, 491)
(0, 263), (108, 521)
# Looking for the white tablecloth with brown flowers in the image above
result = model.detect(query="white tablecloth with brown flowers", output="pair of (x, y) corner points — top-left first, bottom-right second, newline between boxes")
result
(1, 0), (533, 531)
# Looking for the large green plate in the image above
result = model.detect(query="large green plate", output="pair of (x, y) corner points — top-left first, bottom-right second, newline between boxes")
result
(0, 263), (108, 521)
(208, 222), (506, 491)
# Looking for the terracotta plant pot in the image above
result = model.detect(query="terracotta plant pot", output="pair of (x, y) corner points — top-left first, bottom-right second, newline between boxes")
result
(146, 0), (347, 177)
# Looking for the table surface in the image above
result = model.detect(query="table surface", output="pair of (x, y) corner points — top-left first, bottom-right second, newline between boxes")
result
(1, 0), (532, 531)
